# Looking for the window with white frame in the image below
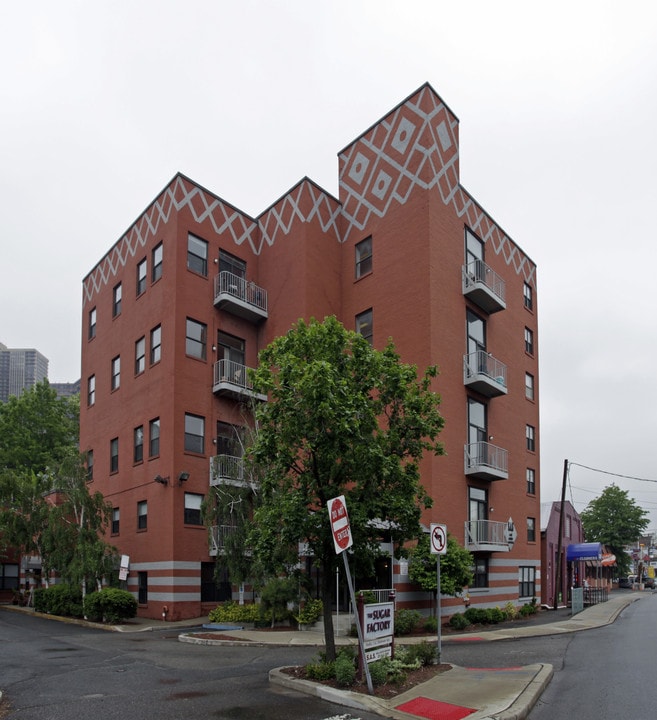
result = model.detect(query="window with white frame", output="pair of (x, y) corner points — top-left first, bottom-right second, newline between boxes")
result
(184, 492), (203, 525)
(526, 424), (535, 452)
(152, 242), (163, 282)
(525, 372), (534, 400)
(524, 282), (533, 311)
(525, 327), (534, 355)
(111, 355), (120, 390)
(137, 500), (147, 530)
(355, 309), (373, 344)
(113, 283), (122, 317)
(150, 325), (161, 364)
(186, 318), (207, 360)
(526, 467), (535, 494)
(87, 375), (95, 406)
(149, 417), (160, 458)
(135, 336), (146, 375)
(136, 258), (147, 295)
(110, 437), (119, 473)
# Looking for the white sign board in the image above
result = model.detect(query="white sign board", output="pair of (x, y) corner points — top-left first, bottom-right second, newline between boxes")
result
(363, 602), (394, 643)
(328, 495), (353, 554)
(365, 645), (392, 663)
(430, 523), (447, 555)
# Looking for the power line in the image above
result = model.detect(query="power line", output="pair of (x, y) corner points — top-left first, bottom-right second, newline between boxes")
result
(569, 462), (657, 485)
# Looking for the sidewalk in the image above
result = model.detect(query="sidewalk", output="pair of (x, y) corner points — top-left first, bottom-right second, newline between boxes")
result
(1, 591), (643, 720)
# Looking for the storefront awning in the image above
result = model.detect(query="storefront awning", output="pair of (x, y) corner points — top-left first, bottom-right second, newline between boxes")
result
(566, 542), (603, 561)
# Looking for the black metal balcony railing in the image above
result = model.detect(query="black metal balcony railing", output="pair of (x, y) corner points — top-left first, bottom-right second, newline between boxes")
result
(463, 350), (507, 397)
(462, 259), (506, 313)
(214, 271), (268, 322)
(464, 441), (508, 480)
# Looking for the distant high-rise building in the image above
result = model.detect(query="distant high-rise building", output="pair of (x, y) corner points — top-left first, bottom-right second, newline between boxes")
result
(51, 380), (81, 399)
(0, 343), (49, 402)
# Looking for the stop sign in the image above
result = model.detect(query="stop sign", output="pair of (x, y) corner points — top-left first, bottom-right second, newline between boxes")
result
(328, 495), (353, 554)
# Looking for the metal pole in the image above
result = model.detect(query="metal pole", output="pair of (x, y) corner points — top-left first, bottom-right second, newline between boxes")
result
(336, 566), (339, 633)
(342, 552), (373, 695)
(437, 556), (441, 657)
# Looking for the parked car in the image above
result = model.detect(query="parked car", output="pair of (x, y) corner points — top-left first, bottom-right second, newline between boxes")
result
(618, 577), (632, 588)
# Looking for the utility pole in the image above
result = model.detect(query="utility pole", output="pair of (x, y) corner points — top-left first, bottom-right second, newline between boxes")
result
(553, 459), (568, 610)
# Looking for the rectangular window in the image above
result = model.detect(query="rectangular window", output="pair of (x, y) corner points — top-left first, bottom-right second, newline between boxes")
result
(136, 258), (147, 295)
(355, 236), (372, 278)
(519, 566), (536, 598)
(526, 425), (535, 452)
(186, 318), (207, 360)
(135, 336), (146, 375)
(219, 249), (246, 278)
(524, 282), (533, 311)
(525, 372), (534, 400)
(565, 515), (572, 538)
(526, 468), (536, 494)
(184, 413), (205, 454)
(527, 517), (536, 542)
(111, 355), (121, 391)
(152, 242), (163, 282)
(113, 285), (122, 316)
(525, 327), (534, 355)
(184, 492), (204, 525)
(355, 309), (373, 345)
(112, 283), (122, 317)
(86, 450), (94, 481)
(150, 325), (161, 365)
(110, 437), (119, 474)
(137, 501), (147, 531)
(112, 508), (120, 535)
(217, 331), (245, 367)
(0, 563), (19, 591)
(134, 425), (144, 463)
(137, 571), (148, 604)
(88, 307), (97, 340)
(187, 233), (208, 276)
(149, 418), (160, 458)
(472, 557), (488, 589)
(87, 375), (95, 406)
(216, 421), (244, 457)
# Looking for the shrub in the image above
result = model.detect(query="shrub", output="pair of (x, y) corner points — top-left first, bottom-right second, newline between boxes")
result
(295, 598), (323, 625)
(503, 601), (518, 620)
(368, 659), (389, 686)
(36, 585), (83, 618)
(519, 601), (538, 617)
(83, 588), (137, 623)
(423, 616), (438, 633)
(259, 577), (297, 625)
(306, 660), (335, 681)
(488, 607), (506, 624)
(449, 612), (470, 630)
(334, 653), (356, 687)
(394, 608), (422, 636)
(464, 607), (489, 625)
(402, 640), (438, 667)
(208, 601), (262, 624)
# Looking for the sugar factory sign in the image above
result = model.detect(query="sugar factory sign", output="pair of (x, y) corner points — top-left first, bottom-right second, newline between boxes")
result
(363, 601), (394, 662)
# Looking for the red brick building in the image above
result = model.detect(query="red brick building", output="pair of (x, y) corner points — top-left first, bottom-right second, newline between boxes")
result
(80, 83), (540, 621)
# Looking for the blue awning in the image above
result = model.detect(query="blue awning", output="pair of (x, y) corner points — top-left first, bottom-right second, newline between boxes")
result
(566, 542), (603, 561)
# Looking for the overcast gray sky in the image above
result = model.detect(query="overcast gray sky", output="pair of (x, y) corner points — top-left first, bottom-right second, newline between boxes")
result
(3, 1), (657, 529)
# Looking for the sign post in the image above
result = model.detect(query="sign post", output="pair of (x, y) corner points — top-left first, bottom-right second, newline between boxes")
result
(430, 523), (447, 656)
(327, 496), (373, 695)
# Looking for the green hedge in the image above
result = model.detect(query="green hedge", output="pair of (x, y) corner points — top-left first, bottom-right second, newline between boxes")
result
(33, 585), (83, 618)
(83, 588), (138, 623)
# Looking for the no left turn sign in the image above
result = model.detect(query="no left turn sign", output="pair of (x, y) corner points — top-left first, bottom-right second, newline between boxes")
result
(430, 523), (447, 555)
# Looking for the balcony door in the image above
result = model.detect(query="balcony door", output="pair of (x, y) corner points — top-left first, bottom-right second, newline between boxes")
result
(468, 398), (488, 446)
(469, 486), (488, 543)
(465, 228), (484, 270)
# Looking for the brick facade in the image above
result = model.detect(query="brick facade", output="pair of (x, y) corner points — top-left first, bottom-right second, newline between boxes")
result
(80, 83), (540, 620)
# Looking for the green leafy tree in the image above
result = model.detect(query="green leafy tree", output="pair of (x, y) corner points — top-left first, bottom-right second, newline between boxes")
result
(408, 533), (473, 611)
(44, 453), (118, 600)
(0, 381), (79, 473)
(247, 316), (445, 660)
(580, 484), (649, 576)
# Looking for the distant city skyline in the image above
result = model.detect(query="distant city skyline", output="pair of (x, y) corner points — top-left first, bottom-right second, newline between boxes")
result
(0, 343), (49, 403)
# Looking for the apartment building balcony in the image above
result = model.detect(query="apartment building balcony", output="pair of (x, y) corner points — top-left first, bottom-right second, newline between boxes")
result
(214, 271), (268, 322)
(213, 359), (267, 401)
(462, 259), (506, 313)
(209, 524), (239, 556)
(464, 519), (511, 552)
(209, 454), (246, 487)
(463, 351), (507, 397)
(464, 441), (508, 480)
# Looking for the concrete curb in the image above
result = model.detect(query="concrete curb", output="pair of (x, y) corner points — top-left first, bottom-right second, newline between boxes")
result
(491, 663), (554, 720)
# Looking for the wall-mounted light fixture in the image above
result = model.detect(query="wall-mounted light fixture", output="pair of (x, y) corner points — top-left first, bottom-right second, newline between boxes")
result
(178, 471), (190, 486)
(154, 474), (169, 485)
(212, 345), (217, 352)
